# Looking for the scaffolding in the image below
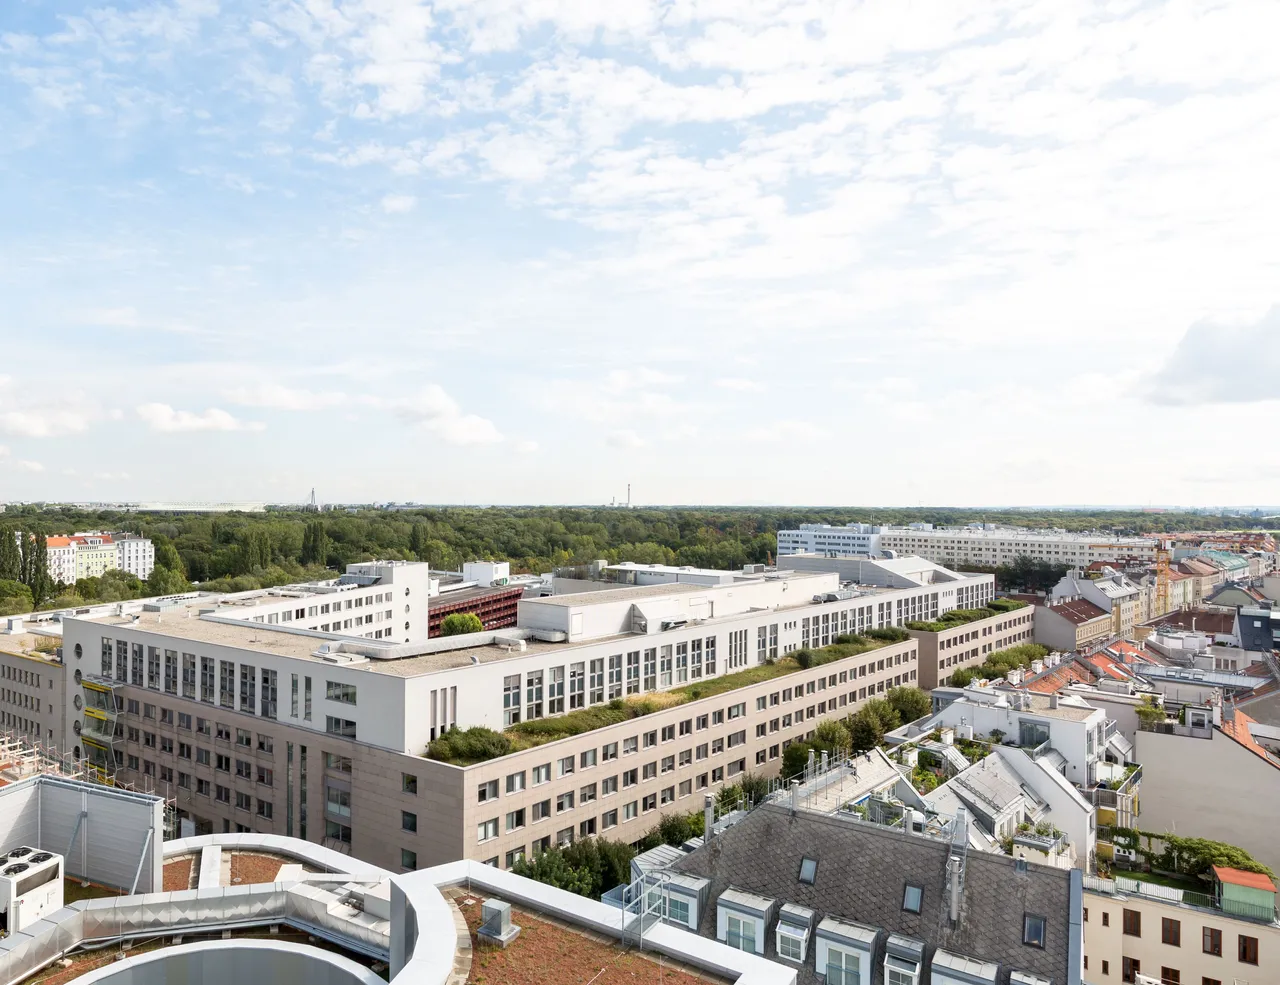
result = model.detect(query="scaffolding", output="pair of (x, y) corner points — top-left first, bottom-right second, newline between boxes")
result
(0, 729), (178, 837)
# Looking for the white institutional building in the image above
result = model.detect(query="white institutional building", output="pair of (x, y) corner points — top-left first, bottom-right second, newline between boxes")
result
(778, 522), (1156, 567)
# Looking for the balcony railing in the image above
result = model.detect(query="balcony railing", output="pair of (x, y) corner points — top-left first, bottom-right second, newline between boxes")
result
(1137, 720), (1213, 739)
(1084, 874), (1278, 924)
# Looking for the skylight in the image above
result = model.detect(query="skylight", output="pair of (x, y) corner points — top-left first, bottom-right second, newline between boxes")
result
(902, 884), (923, 913)
(798, 857), (818, 885)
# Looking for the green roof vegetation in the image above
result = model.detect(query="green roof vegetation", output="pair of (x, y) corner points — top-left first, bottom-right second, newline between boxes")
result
(947, 643), (1050, 687)
(426, 635), (899, 765)
(904, 599), (1027, 633)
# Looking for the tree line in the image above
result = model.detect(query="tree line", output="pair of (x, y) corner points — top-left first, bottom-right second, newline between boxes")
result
(0, 502), (1256, 614)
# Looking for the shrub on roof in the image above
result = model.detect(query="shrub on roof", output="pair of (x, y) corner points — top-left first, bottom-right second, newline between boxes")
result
(425, 725), (512, 764)
(864, 626), (909, 643)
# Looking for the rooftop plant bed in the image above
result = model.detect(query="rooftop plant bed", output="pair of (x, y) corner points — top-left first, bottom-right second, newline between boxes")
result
(905, 603), (1024, 633)
(426, 636), (899, 764)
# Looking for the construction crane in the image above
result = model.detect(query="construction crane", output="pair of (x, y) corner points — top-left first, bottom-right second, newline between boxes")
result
(1155, 537), (1171, 616)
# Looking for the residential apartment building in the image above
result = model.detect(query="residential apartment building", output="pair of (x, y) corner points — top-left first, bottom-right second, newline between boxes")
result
(1054, 570), (1143, 640)
(865, 524), (1154, 567)
(1034, 596), (1115, 654)
(113, 534), (155, 580)
(72, 533), (119, 580)
(904, 603), (1036, 689)
(1084, 868), (1276, 985)
(657, 796), (1082, 985)
(775, 523), (886, 556)
(0, 630), (64, 744)
(52, 559), (978, 873)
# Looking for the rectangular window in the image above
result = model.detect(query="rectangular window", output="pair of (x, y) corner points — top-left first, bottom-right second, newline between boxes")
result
(325, 752), (353, 773)
(526, 670), (543, 720)
(164, 650), (178, 694)
(506, 771), (525, 794)
(569, 663), (585, 709)
(1123, 908), (1141, 937)
(532, 799), (551, 822)
(325, 717), (356, 739)
(260, 669), (278, 720)
(219, 661), (235, 708)
(1159, 970), (1180, 985)
(477, 780), (498, 802)
(1202, 927), (1221, 956)
(607, 654), (623, 699)
(726, 914), (756, 952)
(1238, 935), (1258, 965)
(1122, 958), (1140, 983)
(558, 756), (574, 777)
(643, 648), (657, 691)
(326, 681), (357, 705)
(580, 748), (597, 769)
(626, 651), (641, 694)
(1024, 914), (1046, 948)
(503, 675), (521, 726)
(548, 667), (564, 714)
(1162, 917), (1181, 947)
(291, 674), (299, 717)
(182, 653), (196, 699)
(532, 763), (551, 785)
(590, 658), (605, 703)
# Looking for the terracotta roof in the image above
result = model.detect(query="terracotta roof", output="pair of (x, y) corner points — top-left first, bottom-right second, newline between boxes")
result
(1104, 640), (1147, 663)
(1220, 709), (1280, 771)
(1213, 865), (1276, 893)
(1083, 653), (1132, 681)
(45, 536), (73, 548)
(1025, 661), (1096, 694)
(1046, 597), (1109, 625)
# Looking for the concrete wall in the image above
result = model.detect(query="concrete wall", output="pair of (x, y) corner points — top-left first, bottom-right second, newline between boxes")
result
(0, 647), (65, 746)
(1134, 727), (1280, 875)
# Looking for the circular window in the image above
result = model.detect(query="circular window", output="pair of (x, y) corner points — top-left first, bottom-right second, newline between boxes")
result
(404, 622), (410, 631)
(404, 605), (410, 614)
(405, 587), (410, 597)
(74, 695), (83, 710)
(74, 643), (83, 659)
(74, 745), (81, 761)
(74, 669), (82, 684)
(73, 721), (82, 735)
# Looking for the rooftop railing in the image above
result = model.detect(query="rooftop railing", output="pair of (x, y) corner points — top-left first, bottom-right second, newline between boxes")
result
(1084, 874), (1278, 925)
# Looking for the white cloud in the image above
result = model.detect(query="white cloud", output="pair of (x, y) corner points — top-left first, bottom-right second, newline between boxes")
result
(714, 377), (764, 392)
(394, 385), (503, 445)
(224, 384), (347, 411)
(1149, 306), (1280, 405)
(606, 368), (682, 390)
(93, 470), (131, 480)
(747, 420), (831, 444)
(136, 404), (266, 433)
(0, 409), (92, 437)
(515, 439), (539, 454)
(380, 194), (417, 214)
(606, 429), (647, 449)
(16, 460), (45, 473)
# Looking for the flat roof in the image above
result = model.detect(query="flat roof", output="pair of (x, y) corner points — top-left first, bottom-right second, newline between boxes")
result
(524, 583), (710, 606)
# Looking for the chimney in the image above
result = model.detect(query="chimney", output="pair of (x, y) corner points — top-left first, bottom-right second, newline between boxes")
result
(704, 795), (715, 843)
(947, 855), (962, 923)
(1049, 693), (1059, 710)
(790, 779), (800, 816)
(820, 750), (829, 773)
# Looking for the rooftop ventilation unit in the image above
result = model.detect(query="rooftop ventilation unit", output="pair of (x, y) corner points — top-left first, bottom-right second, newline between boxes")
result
(0, 847), (62, 934)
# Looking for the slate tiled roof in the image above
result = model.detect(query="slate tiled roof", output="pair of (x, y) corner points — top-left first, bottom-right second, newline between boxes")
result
(670, 803), (1073, 985)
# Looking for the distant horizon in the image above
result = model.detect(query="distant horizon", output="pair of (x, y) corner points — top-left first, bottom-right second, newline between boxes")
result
(5, 500), (1280, 515)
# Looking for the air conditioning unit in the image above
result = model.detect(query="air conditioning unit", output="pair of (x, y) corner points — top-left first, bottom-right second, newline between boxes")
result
(0, 847), (63, 934)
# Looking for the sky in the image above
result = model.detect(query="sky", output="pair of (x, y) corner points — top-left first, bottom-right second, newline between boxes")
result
(1, 0), (1279, 508)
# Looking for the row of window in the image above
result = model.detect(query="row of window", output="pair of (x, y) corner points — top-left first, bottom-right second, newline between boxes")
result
(1108, 906), (1258, 964)
(95, 639), (359, 734)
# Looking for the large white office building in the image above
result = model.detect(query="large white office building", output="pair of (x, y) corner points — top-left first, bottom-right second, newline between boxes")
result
(32, 555), (996, 872)
(778, 522), (1156, 567)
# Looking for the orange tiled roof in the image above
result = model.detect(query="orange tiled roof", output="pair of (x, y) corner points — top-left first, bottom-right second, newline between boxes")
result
(1220, 709), (1280, 771)
(1084, 653), (1131, 681)
(1213, 865), (1276, 892)
(1105, 640), (1147, 663)
(1025, 662), (1096, 694)
(45, 536), (73, 548)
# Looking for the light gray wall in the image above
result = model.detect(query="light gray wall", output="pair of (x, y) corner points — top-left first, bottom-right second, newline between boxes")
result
(1134, 728), (1280, 875)
(0, 777), (164, 892)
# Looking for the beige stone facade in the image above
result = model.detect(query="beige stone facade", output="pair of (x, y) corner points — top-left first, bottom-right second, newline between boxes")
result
(457, 637), (919, 867)
(907, 607), (1036, 689)
(1085, 886), (1276, 985)
(0, 636), (65, 745)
